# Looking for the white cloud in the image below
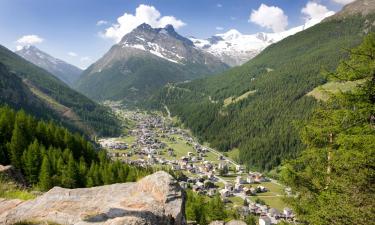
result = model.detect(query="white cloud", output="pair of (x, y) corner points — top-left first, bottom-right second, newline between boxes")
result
(249, 4), (288, 32)
(15, 45), (24, 51)
(102, 4), (186, 43)
(331, 0), (355, 5)
(302, 1), (335, 22)
(217, 3), (222, 8)
(96, 20), (108, 26)
(16, 35), (44, 46)
(216, 26), (224, 31)
(68, 52), (78, 57)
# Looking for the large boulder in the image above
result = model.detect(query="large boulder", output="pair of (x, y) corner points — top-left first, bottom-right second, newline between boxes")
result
(226, 220), (246, 225)
(0, 171), (186, 225)
(209, 220), (246, 225)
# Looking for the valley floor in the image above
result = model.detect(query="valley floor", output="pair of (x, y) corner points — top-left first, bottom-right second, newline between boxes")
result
(98, 101), (295, 222)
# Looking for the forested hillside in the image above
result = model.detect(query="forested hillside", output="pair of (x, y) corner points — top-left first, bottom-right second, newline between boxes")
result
(148, 12), (375, 170)
(281, 33), (375, 225)
(0, 106), (151, 191)
(0, 45), (120, 137)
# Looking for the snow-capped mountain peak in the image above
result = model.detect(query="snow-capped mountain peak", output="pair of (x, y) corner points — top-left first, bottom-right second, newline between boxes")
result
(217, 29), (242, 41)
(190, 13), (335, 66)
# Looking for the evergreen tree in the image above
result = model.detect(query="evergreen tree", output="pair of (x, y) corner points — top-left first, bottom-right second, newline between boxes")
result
(62, 152), (79, 188)
(22, 140), (42, 184)
(7, 112), (29, 168)
(39, 155), (52, 191)
(281, 33), (375, 225)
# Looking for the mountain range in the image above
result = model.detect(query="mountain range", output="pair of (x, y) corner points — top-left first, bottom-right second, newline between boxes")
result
(0, 44), (120, 137)
(190, 10), (334, 66)
(15, 45), (82, 86)
(75, 23), (228, 102)
(148, 0), (375, 170)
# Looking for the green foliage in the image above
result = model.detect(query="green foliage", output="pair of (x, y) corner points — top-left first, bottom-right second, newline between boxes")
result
(281, 33), (375, 225)
(244, 215), (257, 225)
(0, 106), (152, 191)
(185, 190), (240, 224)
(0, 45), (120, 137)
(77, 52), (228, 103)
(147, 14), (375, 171)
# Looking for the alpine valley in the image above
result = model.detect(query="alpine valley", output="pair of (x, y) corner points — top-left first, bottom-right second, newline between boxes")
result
(0, 1), (374, 225)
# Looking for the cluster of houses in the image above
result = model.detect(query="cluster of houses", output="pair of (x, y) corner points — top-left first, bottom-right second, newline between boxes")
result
(101, 105), (297, 224)
(98, 138), (128, 150)
(257, 207), (295, 225)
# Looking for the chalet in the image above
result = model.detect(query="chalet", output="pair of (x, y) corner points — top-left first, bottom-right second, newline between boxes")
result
(236, 176), (246, 184)
(234, 183), (244, 192)
(219, 189), (231, 198)
(256, 185), (268, 193)
(283, 208), (293, 218)
(259, 215), (271, 225)
(225, 183), (234, 192)
(243, 187), (252, 196)
(246, 176), (256, 184)
(268, 208), (280, 218)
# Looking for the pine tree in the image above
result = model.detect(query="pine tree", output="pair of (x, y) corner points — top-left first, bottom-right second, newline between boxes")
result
(22, 140), (42, 184)
(39, 155), (52, 191)
(281, 33), (375, 225)
(7, 114), (29, 168)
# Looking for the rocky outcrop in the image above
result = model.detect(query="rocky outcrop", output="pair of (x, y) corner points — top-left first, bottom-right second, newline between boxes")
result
(0, 171), (186, 225)
(209, 221), (246, 225)
(0, 165), (27, 187)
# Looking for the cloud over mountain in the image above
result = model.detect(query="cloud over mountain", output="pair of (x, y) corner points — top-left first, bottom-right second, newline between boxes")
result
(249, 4), (288, 32)
(302, 1), (335, 22)
(102, 4), (186, 43)
(16, 35), (44, 49)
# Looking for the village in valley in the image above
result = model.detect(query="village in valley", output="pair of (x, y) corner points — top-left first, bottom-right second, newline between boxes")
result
(99, 101), (296, 225)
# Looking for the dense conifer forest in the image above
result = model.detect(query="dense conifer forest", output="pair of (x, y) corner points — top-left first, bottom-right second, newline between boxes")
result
(281, 33), (375, 225)
(0, 106), (151, 190)
(147, 14), (375, 171)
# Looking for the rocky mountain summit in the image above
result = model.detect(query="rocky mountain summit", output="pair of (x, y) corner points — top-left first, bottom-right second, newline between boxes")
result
(0, 171), (185, 225)
(190, 10), (335, 66)
(76, 23), (228, 102)
(16, 45), (82, 86)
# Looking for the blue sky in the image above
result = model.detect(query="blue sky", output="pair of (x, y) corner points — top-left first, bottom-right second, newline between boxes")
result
(0, 0), (349, 69)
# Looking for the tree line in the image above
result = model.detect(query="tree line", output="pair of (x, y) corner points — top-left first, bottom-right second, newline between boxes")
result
(0, 106), (152, 191)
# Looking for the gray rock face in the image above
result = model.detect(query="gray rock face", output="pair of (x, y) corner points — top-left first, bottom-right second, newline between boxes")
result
(15, 46), (82, 86)
(76, 23), (228, 102)
(0, 171), (186, 225)
(209, 220), (246, 225)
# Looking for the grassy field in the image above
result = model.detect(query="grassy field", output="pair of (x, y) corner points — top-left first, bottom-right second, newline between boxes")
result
(250, 196), (286, 211)
(0, 181), (36, 200)
(223, 90), (257, 107)
(307, 80), (363, 101)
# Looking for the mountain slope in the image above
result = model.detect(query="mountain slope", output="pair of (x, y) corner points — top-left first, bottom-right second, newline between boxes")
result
(190, 11), (334, 66)
(149, 0), (375, 170)
(76, 23), (228, 102)
(0, 44), (120, 137)
(15, 45), (82, 86)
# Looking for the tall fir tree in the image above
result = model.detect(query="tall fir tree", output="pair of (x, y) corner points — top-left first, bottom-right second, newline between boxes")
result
(281, 33), (375, 225)
(22, 140), (42, 184)
(39, 155), (52, 191)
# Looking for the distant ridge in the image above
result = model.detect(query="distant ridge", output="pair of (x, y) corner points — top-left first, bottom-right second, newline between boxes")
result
(16, 45), (82, 86)
(76, 23), (228, 103)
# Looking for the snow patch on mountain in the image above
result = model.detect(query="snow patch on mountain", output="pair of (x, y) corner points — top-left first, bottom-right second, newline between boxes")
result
(191, 13), (334, 66)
